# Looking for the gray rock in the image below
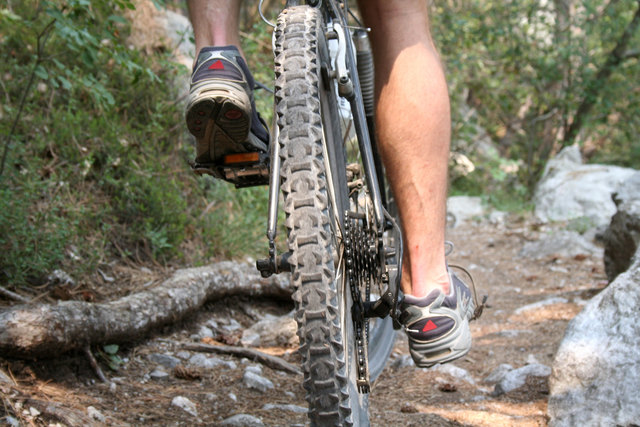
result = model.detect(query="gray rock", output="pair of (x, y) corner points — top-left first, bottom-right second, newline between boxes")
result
(243, 371), (274, 393)
(189, 354), (237, 370)
(198, 325), (214, 339)
(447, 196), (485, 226)
(47, 269), (75, 286)
(149, 367), (169, 379)
(171, 396), (198, 417)
(222, 319), (242, 333)
(221, 414), (265, 427)
(603, 172), (640, 281)
(244, 365), (262, 375)
(176, 351), (191, 360)
(431, 363), (475, 384)
(484, 363), (514, 384)
(548, 254), (640, 426)
(262, 403), (307, 414)
(240, 315), (297, 347)
(147, 353), (181, 369)
(205, 319), (220, 331)
(493, 363), (551, 396)
(519, 231), (602, 259)
(87, 406), (106, 423)
(534, 145), (636, 226)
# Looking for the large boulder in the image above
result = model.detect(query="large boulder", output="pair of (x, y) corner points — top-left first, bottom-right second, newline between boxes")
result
(548, 251), (640, 426)
(534, 145), (636, 226)
(602, 172), (640, 281)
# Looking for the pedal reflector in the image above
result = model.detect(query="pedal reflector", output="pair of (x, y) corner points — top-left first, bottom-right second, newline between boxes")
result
(223, 152), (260, 165)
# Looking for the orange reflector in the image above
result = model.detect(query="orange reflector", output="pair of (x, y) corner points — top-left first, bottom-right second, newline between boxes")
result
(223, 152), (260, 164)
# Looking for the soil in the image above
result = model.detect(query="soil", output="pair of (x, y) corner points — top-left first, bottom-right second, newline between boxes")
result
(0, 216), (607, 426)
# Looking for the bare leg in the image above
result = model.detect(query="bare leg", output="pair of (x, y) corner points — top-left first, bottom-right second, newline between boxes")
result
(187, 0), (242, 54)
(358, 0), (450, 298)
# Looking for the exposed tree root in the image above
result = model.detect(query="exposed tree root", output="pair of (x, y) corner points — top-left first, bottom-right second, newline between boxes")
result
(0, 262), (292, 358)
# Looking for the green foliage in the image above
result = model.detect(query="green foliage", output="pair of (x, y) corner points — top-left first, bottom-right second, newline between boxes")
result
(0, 0), (273, 286)
(99, 344), (124, 371)
(435, 0), (640, 198)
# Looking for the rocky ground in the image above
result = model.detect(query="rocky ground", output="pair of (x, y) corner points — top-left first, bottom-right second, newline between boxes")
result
(0, 215), (607, 426)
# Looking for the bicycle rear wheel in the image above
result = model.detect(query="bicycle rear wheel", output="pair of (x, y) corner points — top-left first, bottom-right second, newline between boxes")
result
(274, 5), (394, 426)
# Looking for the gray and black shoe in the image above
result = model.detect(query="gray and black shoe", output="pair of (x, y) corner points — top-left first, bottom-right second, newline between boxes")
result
(400, 270), (478, 368)
(186, 46), (269, 186)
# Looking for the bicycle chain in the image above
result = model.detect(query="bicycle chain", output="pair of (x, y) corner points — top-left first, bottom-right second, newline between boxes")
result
(343, 209), (382, 393)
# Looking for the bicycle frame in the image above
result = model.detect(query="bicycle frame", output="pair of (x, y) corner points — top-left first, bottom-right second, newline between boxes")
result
(256, 0), (403, 326)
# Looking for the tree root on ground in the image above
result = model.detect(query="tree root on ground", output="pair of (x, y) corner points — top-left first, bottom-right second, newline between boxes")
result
(0, 262), (292, 358)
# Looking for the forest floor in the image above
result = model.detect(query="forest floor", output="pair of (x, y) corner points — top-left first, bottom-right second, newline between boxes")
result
(0, 215), (607, 426)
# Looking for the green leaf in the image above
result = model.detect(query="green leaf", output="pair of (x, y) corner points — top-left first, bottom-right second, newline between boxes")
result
(34, 65), (49, 80)
(103, 344), (119, 355)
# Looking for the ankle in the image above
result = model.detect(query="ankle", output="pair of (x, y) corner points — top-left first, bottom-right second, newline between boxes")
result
(405, 270), (450, 299)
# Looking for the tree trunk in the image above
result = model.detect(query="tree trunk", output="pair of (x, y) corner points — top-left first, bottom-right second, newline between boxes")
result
(0, 262), (292, 358)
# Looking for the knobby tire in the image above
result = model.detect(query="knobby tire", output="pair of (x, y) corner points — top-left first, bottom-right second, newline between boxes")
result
(274, 6), (394, 426)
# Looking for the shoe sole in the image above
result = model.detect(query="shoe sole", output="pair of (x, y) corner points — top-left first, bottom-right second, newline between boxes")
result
(186, 80), (252, 164)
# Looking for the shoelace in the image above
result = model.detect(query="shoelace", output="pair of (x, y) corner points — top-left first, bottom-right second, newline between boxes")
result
(446, 241), (488, 321)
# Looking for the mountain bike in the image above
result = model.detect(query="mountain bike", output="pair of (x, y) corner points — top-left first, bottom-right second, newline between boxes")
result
(259, 1), (405, 424)
(196, 0), (404, 424)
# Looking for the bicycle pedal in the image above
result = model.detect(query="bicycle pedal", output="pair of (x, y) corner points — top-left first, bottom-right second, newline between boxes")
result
(192, 151), (269, 188)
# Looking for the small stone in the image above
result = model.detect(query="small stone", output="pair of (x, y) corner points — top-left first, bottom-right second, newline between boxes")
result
(206, 319), (220, 330)
(493, 364), (551, 396)
(47, 269), (75, 286)
(221, 414), (264, 427)
(29, 407), (40, 417)
(431, 363), (475, 384)
(171, 396), (198, 417)
(198, 326), (214, 339)
(262, 403), (307, 414)
(149, 367), (169, 379)
(147, 353), (181, 369)
(244, 365), (262, 375)
(228, 392), (237, 402)
(189, 354), (236, 370)
(176, 351), (191, 360)
(243, 371), (274, 393)
(222, 319), (242, 332)
(87, 406), (106, 423)
(484, 363), (514, 384)
(5, 416), (19, 427)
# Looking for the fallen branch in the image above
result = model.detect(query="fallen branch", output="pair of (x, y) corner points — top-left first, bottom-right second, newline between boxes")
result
(0, 285), (30, 304)
(0, 262), (292, 358)
(182, 342), (301, 375)
(84, 346), (108, 383)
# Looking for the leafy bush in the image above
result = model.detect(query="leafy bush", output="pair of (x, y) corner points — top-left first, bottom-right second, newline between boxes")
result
(0, 0), (274, 286)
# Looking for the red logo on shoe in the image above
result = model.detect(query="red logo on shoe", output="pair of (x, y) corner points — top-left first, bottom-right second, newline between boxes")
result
(209, 60), (224, 70)
(422, 320), (437, 332)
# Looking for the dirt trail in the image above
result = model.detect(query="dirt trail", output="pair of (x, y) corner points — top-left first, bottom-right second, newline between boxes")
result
(0, 217), (606, 426)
